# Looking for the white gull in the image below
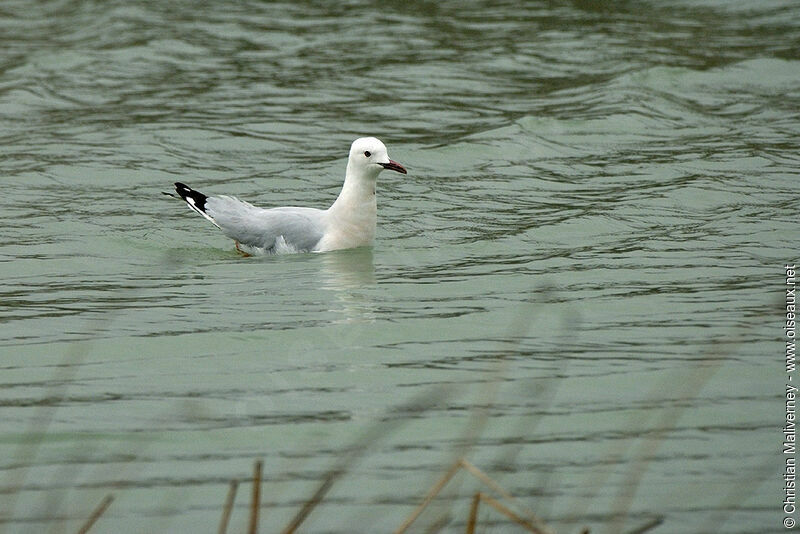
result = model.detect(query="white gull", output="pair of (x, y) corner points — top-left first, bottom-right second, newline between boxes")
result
(168, 137), (407, 255)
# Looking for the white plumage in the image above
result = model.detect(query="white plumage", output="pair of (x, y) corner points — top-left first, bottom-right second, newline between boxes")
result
(169, 137), (406, 255)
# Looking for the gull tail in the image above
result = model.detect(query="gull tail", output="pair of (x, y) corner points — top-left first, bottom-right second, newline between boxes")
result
(171, 182), (221, 229)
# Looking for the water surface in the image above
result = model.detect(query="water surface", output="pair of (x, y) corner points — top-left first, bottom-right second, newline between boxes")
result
(1, 1), (797, 532)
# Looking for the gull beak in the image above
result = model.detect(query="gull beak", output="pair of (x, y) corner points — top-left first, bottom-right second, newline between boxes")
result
(379, 159), (407, 174)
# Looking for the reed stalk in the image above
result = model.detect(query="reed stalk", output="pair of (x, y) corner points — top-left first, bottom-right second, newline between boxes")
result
(218, 480), (238, 534)
(249, 460), (262, 534)
(75, 494), (113, 534)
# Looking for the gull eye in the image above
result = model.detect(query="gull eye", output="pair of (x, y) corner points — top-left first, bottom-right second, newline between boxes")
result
(364, 151), (371, 157)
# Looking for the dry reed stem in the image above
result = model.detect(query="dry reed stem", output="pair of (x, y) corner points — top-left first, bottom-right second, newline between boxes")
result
(393, 460), (463, 534)
(458, 459), (545, 528)
(3, 346), (86, 526)
(394, 457), (554, 534)
(280, 388), (450, 534)
(3, 254), (182, 532)
(465, 492), (544, 534)
(218, 479), (239, 534)
(428, 293), (546, 530)
(75, 494), (113, 534)
(561, 318), (758, 534)
(280, 473), (338, 534)
(603, 355), (729, 534)
(607, 301), (778, 534)
(465, 493), (481, 534)
(44, 445), (99, 534)
(249, 460), (262, 534)
(697, 456), (772, 533)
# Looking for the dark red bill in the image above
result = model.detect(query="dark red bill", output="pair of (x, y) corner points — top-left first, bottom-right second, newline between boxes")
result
(380, 159), (407, 174)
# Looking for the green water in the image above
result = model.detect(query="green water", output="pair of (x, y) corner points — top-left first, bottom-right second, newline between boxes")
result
(1, 1), (797, 532)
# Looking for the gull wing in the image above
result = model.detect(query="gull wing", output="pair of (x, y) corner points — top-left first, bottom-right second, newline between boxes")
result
(205, 196), (327, 252)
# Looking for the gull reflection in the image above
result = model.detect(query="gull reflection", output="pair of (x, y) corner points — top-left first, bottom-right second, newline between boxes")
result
(319, 247), (377, 323)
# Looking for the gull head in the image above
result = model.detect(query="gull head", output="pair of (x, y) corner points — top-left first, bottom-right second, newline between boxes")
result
(348, 137), (407, 179)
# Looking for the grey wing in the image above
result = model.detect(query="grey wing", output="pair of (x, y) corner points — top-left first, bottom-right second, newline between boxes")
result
(205, 196), (327, 252)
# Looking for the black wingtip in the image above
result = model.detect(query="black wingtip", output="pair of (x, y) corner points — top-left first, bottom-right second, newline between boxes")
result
(174, 182), (208, 212)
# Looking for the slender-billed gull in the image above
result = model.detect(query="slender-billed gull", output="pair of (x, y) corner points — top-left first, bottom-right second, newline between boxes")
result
(167, 137), (406, 255)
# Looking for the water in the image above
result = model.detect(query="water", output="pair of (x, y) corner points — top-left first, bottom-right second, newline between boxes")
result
(1, 1), (797, 532)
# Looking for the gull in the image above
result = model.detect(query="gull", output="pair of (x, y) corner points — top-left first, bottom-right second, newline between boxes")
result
(166, 137), (407, 255)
